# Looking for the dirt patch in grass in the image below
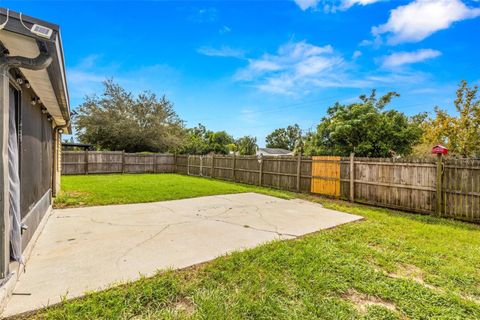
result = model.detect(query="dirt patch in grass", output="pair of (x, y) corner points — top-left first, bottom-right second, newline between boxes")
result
(171, 297), (196, 316)
(388, 264), (437, 290)
(343, 289), (397, 314)
(389, 264), (480, 306)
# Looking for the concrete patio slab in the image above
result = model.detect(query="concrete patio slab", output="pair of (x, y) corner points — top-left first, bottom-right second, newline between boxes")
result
(3, 193), (362, 317)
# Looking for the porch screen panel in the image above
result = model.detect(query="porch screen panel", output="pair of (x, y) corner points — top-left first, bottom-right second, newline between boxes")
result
(20, 90), (53, 218)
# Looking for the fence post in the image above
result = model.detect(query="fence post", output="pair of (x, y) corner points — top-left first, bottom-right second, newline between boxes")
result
(232, 154), (236, 182)
(349, 153), (355, 202)
(84, 150), (89, 175)
(200, 155), (203, 177)
(211, 155), (215, 178)
(153, 154), (157, 174)
(121, 150), (125, 174)
(259, 155), (263, 186)
(296, 153), (301, 192)
(173, 153), (176, 173)
(436, 153), (443, 216)
(187, 155), (190, 175)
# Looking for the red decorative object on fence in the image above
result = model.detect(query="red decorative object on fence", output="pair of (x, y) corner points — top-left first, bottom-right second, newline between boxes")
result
(432, 145), (448, 155)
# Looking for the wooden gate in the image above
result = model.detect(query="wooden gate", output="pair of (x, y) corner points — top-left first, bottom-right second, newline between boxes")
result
(310, 156), (341, 197)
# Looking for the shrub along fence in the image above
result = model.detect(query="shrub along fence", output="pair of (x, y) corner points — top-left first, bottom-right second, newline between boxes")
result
(62, 151), (479, 223)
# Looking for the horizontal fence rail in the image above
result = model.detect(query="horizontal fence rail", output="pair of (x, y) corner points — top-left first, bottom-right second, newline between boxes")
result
(62, 151), (479, 223)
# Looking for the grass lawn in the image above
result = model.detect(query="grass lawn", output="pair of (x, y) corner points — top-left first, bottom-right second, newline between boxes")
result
(28, 174), (480, 319)
(54, 173), (291, 208)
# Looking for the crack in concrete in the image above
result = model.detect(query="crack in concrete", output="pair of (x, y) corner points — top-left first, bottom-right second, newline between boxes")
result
(216, 195), (239, 203)
(194, 211), (297, 238)
(88, 205), (185, 227)
(208, 207), (234, 218)
(194, 205), (233, 218)
(214, 218), (296, 238)
(56, 215), (83, 219)
(115, 221), (190, 266)
(252, 205), (279, 235)
(195, 204), (282, 236)
(89, 217), (188, 228)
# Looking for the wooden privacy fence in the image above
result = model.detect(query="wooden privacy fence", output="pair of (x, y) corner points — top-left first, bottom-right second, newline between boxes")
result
(176, 154), (480, 223)
(175, 154), (312, 193)
(62, 151), (479, 223)
(62, 151), (175, 175)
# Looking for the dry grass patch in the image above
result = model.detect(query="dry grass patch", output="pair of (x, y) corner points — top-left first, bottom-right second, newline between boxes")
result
(388, 264), (437, 291)
(171, 297), (196, 316)
(343, 289), (398, 314)
(388, 264), (480, 306)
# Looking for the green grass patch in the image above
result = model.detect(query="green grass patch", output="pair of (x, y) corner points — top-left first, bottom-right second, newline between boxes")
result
(29, 180), (480, 319)
(54, 174), (292, 208)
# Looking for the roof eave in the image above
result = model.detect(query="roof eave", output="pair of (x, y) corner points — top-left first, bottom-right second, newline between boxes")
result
(0, 8), (71, 133)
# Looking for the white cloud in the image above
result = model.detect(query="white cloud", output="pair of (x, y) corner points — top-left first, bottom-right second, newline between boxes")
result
(294, 0), (321, 10)
(233, 40), (434, 95)
(197, 46), (245, 58)
(372, 0), (480, 44)
(189, 8), (218, 23)
(240, 107), (260, 124)
(234, 41), (350, 94)
(76, 54), (101, 69)
(381, 49), (442, 68)
(352, 50), (362, 59)
(364, 72), (428, 84)
(340, 0), (383, 10)
(293, 0), (382, 11)
(219, 26), (231, 34)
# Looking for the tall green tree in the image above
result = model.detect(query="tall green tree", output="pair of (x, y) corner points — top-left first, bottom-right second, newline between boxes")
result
(306, 90), (425, 157)
(236, 136), (258, 155)
(207, 131), (235, 154)
(179, 124), (209, 155)
(421, 80), (480, 157)
(265, 124), (302, 151)
(75, 80), (185, 152)
(178, 124), (234, 155)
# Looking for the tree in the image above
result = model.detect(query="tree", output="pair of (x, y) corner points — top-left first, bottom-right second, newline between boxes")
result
(302, 130), (318, 156)
(265, 124), (302, 151)
(236, 136), (257, 155)
(179, 124), (209, 155)
(178, 124), (234, 155)
(227, 143), (238, 154)
(207, 131), (234, 154)
(75, 80), (185, 152)
(307, 90), (425, 157)
(420, 80), (480, 157)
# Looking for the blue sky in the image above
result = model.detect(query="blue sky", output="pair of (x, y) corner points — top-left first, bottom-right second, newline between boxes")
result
(2, 0), (480, 146)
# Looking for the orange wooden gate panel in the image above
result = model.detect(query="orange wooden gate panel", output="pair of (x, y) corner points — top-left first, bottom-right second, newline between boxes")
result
(310, 156), (341, 197)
